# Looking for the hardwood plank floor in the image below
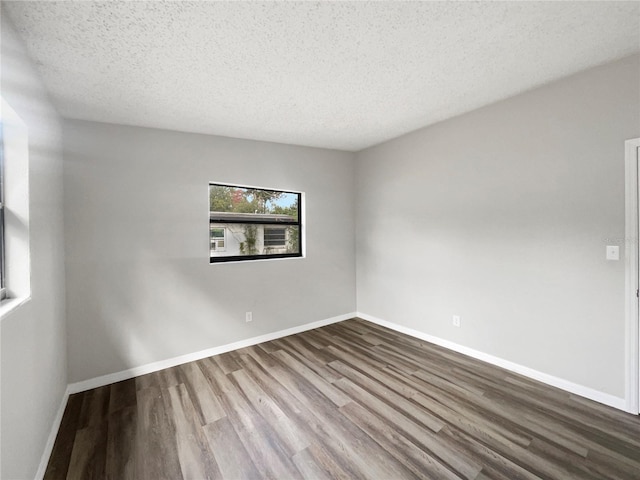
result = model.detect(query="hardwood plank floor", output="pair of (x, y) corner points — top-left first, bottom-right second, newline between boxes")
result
(44, 318), (640, 479)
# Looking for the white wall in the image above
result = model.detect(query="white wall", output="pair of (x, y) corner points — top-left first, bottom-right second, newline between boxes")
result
(0, 8), (67, 479)
(63, 120), (356, 383)
(356, 54), (640, 399)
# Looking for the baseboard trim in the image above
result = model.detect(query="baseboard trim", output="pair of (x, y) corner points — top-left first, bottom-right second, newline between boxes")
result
(35, 385), (71, 480)
(39, 312), (355, 477)
(356, 312), (628, 413)
(40, 310), (628, 477)
(68, 312), (356, 395)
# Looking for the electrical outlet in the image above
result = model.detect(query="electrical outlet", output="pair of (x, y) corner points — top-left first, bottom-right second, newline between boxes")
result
(452, 315), (461, 327)
(246, 311), (253, 322)
(606, 245), (619, 261)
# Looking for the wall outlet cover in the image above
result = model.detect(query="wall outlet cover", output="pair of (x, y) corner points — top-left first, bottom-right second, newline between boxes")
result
(606, 245), (619, 261)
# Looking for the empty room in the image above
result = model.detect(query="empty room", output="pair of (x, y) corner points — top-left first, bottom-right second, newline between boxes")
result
(1, 1), (640, 479)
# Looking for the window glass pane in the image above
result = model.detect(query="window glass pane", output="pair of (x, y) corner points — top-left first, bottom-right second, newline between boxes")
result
(264, 227), (286, 247)
(211, 227), (224, 238)
(0, 124), (4, 291)
(0, 206), (3, 293)
(209, 223), (300, 259)
(209, 184), (298, 223)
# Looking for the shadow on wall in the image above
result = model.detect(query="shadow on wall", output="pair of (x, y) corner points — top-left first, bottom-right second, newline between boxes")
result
(69, 251), (260, 383)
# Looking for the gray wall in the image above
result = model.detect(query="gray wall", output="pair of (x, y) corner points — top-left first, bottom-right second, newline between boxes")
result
(355, 54), (640, 398)
(1, 21), (635, 475)
(63, 120), (356, 383)
(0, 9), (67, 479)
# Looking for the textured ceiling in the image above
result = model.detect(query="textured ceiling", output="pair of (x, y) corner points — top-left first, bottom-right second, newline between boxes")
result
(4, 1), (640, 151)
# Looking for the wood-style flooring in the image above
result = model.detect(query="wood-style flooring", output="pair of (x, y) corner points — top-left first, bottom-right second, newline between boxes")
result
(45, 318), (640, 479)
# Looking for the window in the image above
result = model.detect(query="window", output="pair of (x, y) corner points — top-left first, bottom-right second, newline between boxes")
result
(0, 97), (31, 313)
(209, 183), (302, 263)
(0, 125), (5, 300)
(210, 226), (226, 252)
(264, 227), (286, 247)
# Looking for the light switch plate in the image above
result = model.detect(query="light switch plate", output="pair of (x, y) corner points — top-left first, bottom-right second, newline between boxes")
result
(606, 245), (619, 261)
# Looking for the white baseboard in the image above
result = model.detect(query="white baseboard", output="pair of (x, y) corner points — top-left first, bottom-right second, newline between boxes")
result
(68, 312), (356, 395)
(38, 312), (354, 477)
(38, 309), (628, 477)
(35, 385), (71, 480)
(357, 312), (628, 413)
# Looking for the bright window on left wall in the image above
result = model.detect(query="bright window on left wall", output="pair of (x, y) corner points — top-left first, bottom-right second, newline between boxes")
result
(0, 125), (6, 300)
(209, 183), (302, 263)
(0, 97), (31, 313)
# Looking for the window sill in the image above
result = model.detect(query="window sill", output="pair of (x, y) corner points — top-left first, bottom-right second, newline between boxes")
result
(210, 254), (306, 265)
(0, 295), (31, 320)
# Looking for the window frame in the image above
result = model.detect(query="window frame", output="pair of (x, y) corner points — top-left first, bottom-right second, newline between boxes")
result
(0, 124), (5, 300)
(209, 183), (303, 264)
(0, 96), (31, 317)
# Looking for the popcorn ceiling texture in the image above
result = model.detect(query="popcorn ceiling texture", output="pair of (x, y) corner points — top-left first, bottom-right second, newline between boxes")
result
(4, 1), (639, 151)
